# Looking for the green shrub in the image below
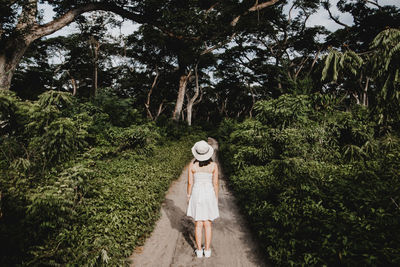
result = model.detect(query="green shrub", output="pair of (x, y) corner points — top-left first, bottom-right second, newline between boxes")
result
(254, 94), (313, 128)
(22, 137), (197, 266)
(93, 88), (143, 127)
(219, 94), (400, 266)
(156, 117), (199, 140)
(0, 88), (204, 266)
(37, 90), (73, 110)
(32, 117), (88, 166)
(0, 91), (26, 136)
(1, 94), (202, 266)
(117, 123), (160, 153)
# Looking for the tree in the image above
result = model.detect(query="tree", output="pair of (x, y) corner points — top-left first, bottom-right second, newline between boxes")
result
(119, 0), (283, 121)
(0, 0), (282, 94)
(76, 11), (121, 98)
(10, 37), (57, 99)
(323, 0), (400, 52)
(369, 28), (400, 124)
(322, 28), (400, 124)
(212, 0), (326, 118)
(122, 0), (282, 121)
(0, 0), (149, 91)
(123, 25), (178, 120)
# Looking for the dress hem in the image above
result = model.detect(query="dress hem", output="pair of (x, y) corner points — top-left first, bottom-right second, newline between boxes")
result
(187, 214), (220, 222)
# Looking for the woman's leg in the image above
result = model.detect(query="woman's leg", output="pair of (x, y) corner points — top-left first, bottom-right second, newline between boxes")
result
(195, 220), (204, 250)
(204, 220), (212, 250)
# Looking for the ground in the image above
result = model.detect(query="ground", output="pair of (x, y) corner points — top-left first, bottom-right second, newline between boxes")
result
(129, 138), (268, 267)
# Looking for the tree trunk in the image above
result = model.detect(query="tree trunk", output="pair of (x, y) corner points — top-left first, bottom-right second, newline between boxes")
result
(172, 70), (192, 121)
(248, 84), (255, 118)
(186, 98), (194, 125)
(145, 69), (159, 120)
(363, 77), (369, 107)
(186, 64), (201, 126)
(181, 108), (185, 121)
(71, 77), (77, 96)
(92, 61), (98, 98)
(1, 0), (38, 89)
(218, 97), (228, 116)
(0, 38), (30, 90)
(89, 36), (100, 98)
(154, 100), (166, 120)
(352, 92), (360, 105)
(66, 70), (77, 96)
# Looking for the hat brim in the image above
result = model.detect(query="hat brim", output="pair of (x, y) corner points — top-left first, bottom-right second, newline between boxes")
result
(191, 144), (214, 161)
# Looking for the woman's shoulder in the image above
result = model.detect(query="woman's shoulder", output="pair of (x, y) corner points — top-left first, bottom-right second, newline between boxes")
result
(209, 162), (217, 172)
(189, 160), (198, 172)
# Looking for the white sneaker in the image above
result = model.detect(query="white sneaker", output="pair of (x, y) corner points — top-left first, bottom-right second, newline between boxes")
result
(204, 249), (211, 258)
(195, 248), (203, 258)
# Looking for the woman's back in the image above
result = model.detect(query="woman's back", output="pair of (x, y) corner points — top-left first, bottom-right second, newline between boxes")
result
(193, 172), (212, 183)
(192, 161), (215, 174)
(187, 161), (219, 221)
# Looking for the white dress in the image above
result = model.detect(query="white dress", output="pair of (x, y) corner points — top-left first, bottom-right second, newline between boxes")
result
(187, 172), (220, 221)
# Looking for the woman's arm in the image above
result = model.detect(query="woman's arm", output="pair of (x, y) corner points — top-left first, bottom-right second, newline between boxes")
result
(212, 163), (219, 200)
(187, 161), (194, 202)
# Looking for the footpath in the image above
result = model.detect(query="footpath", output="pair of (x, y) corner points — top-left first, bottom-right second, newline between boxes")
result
(129, 138), (268, 267)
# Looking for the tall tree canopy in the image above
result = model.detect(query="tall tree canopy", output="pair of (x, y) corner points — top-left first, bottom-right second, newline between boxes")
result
(0, 0), (282, 91)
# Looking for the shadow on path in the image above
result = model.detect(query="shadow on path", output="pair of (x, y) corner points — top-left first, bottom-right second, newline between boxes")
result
(163, 198), (196, 251)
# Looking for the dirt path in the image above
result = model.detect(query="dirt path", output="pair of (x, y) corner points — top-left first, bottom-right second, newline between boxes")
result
(129, 138), (268, 267)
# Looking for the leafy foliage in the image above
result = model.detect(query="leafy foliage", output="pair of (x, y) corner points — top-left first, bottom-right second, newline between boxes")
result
(1, 1), (400, 266)
(322, 49), (363, 82)
(21, 139), (195, 266)
(219, 94), (400, 266)
(370, 28), (400, 124)
(0, 89), (204, 265)
(322, 28), (400, 125)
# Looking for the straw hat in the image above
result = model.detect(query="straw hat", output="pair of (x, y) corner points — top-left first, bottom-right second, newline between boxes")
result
(191, 140), (214, 161)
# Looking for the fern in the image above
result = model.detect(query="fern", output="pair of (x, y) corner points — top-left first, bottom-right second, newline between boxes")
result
(332, 51), (339, 82)
(321, 49), (340, 82)
(321, 49), (363, 83)
(38, 90), (73, 109)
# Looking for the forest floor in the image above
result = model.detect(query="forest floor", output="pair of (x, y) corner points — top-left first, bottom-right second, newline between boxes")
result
(129, 138), (269, 267)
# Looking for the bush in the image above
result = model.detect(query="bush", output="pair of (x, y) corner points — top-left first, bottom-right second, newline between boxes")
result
(31, 117), (88, 166)
(93, 88), (143, 127)
(116, 123), (160, 153)
(0, 91), (27, 136)
(21, 137), (197, 266)
(219, 94), (400, 266)
(0, 88), (204, 265)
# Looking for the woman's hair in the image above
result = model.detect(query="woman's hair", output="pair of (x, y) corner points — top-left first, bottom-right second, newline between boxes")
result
(194, 158), (213, 167)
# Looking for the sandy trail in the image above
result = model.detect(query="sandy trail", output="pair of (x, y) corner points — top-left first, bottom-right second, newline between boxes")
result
(129, 138), (268, 267)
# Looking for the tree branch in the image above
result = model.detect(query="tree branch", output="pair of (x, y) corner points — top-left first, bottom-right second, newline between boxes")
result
(30, 3), (147, 40)
(16, 0), (38, 32)
(231, 0), (281, 27)
(323, 1), (350, 28)
(309, 47), (322, 73)
(294, 56), (308, 79)
(155, 100), (166, 120)
(200, 33), (236, 55)
(391, 197), (400, 211)
(206, 2), (220, 15)
(364, 0), (382, 9)
(248, 0), (281, 12)
(145, 68), (160, 120)
(287, 2), (296, 25)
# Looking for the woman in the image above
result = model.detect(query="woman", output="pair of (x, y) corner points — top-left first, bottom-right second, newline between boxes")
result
(186, 140), (220, 258)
